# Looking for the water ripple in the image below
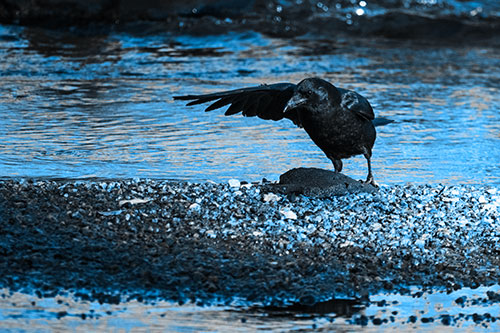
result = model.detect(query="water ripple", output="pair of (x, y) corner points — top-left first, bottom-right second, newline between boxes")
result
(0, 25), (499, 184)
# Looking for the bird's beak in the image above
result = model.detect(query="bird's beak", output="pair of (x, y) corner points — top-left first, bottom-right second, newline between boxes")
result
(284, 95), (308, 113)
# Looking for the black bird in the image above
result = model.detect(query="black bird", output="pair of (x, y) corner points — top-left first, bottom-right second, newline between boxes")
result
(174, 78), (392, 185)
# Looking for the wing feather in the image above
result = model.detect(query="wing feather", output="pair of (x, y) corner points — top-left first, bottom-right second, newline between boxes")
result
(338, 88), (375, 121)
(225, 98), (246, 116)
(241, 94), (263, 117)
(205, 96), (235, 111)
(174, 83), (297, 122)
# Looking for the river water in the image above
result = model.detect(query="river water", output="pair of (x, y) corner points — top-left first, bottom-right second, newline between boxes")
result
(1, 24), (499, 185)
(1, 286), (499, 331)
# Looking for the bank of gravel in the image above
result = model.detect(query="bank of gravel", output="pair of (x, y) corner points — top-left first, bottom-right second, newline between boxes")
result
(0, 178), (499, 308)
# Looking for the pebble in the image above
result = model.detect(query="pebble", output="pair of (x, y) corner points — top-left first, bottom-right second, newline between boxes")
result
(263, 193), (281, 202)
(280, 208), (298, 220)
(119, 198), (151, 206)
(189, 203), (201, 210)
(1, 179), (499, 311)
(228, 179), (240, 188)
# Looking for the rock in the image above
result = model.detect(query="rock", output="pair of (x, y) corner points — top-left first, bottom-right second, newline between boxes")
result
(280, 208), (297, 220)
(189, 203), (201, 210)
(263, 193), (281, 202)
(228, 179), (240, 188)
(0, 0), (498, 43)
(119, 198), (151, 206)
(0, 0), (254, 25)
(267, 167), (377, 197)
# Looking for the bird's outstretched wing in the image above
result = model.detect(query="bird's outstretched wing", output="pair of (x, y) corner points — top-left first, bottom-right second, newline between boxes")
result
(338, 88), (375, 121)
(173, 83), (297, 122)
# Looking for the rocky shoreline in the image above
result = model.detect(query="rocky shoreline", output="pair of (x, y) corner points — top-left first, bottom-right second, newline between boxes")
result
(0, 174), (499, 309)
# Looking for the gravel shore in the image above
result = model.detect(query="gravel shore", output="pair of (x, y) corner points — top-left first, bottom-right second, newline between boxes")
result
(0, 177), (499, 308)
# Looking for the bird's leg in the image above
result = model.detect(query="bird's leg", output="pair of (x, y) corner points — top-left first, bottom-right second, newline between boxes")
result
(331, 158), (343, 173)
(363, 152), (377, 187)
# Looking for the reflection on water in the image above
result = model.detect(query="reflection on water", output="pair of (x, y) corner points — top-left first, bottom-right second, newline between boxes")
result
(1, 286), (499, 331)
(0, 24), (499, 184)
(0, 290), (352, 332)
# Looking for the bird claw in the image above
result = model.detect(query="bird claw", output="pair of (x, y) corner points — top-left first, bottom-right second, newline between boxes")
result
(361, 178), (378, 188)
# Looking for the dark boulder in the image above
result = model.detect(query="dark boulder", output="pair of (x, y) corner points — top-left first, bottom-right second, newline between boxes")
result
(266, 167), (377, 197)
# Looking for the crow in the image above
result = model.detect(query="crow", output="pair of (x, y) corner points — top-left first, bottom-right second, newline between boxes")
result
(174, 77), (392, 185)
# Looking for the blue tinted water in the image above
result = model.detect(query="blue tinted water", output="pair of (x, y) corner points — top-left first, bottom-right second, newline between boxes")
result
(0, 24), (499, 184)
(1, 286), (499, 331)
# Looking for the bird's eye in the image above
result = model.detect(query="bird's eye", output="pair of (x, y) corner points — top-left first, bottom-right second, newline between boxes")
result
(303, 89), (313, 97)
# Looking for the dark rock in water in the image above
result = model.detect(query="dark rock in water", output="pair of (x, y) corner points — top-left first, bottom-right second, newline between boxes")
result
(270, 167), (377, 197)
(0, 0), (498, 43)
(0, 0), (251, 26)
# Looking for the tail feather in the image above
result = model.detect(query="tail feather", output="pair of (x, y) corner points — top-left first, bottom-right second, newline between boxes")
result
(372, 117), (394, 127)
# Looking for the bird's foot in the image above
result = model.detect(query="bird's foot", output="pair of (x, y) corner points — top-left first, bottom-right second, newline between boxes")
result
(361, 177), (378, 188)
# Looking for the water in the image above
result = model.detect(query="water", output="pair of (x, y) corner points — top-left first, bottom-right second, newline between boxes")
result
(0, 24), (499, 184)
(1, 286), (499, 331)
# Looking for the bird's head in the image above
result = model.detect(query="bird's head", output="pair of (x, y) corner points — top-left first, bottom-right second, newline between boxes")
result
(284, 78), (341, 114)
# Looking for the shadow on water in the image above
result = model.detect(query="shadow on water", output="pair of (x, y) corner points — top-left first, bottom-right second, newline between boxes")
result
(248, 297), (364, 318)
(1, 287), (499, 331)
(0, 24), (499, 184)
(21, 28), (114, 60)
